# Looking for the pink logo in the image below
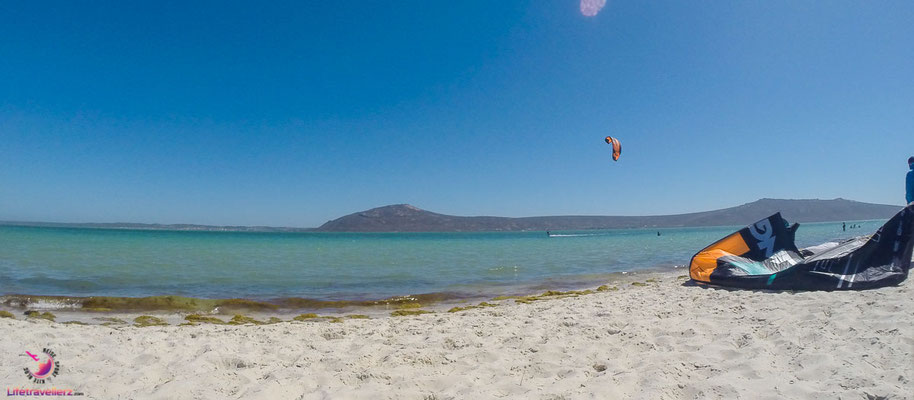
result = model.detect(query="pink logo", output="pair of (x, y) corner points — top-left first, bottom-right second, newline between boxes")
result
(23, 348), (59, 383)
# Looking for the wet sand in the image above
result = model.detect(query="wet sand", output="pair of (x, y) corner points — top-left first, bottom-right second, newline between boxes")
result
(1, 271), (911, 399)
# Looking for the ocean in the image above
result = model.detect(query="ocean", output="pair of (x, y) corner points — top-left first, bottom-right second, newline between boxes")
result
(0, 219), (886, 308)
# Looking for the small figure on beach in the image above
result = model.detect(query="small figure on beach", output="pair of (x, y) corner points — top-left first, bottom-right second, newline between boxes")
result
(906, 156), (914, 205)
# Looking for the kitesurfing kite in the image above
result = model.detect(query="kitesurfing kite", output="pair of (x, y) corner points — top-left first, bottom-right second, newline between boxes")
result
(689, 204), (914, 290)
(605, 136), (621, 161)
(580, 0), (607, 17)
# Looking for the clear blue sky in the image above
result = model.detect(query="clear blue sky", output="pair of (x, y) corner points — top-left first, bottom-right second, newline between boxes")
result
(1, 1), (912, 227)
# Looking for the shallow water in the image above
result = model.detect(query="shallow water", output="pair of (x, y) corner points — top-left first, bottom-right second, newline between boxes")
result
(0, 220), (886, 303)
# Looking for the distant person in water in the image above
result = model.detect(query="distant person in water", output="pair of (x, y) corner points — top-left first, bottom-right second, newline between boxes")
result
(907, 156), (914, 205)
(546, 230), (551, 237)
(842, 222), (846, 232)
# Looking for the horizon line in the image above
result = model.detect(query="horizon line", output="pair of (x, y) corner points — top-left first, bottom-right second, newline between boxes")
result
(0, 197), (900, 232)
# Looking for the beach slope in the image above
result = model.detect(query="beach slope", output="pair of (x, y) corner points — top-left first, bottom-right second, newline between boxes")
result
(1, 272), (911, 399)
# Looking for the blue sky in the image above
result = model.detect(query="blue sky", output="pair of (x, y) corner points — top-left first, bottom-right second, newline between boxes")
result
(1, 1), (912, 227)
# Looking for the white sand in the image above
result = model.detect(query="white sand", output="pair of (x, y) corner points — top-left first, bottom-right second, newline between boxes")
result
(1, 272), (911, 399)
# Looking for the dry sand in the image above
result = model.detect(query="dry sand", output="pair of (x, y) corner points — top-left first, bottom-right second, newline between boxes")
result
(1, 271), (911, 399)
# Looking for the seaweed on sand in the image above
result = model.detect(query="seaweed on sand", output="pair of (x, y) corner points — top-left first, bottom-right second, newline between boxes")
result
(134, 315), (169, 327)
(184, 314), (226, 324)
(24, 311), (56, 321)
(447, 302), (498, 313)
(292, 314), (343, 323)
(391, 309), (433, 317)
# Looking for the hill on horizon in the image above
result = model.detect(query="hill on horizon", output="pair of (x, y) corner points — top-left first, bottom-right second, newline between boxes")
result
(2, 198), (902, 233)
(316, 198), (902, 232)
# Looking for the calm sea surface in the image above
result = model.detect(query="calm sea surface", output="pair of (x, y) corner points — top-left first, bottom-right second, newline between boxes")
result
(0, 220), (886, 301)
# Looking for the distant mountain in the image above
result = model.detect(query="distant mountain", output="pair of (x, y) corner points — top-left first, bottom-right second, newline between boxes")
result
(315, 199), (902, 232)
(2, 198), (901, 233)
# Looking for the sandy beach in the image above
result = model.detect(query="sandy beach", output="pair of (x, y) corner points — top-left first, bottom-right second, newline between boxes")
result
(1, 271), (911, 399)
(5, 0), (912, 398)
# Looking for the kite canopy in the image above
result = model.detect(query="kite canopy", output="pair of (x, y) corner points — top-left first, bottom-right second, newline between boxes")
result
(689, 204), (914, 290)
(604, 136), (621, 161)
(580, 0), (607, 17)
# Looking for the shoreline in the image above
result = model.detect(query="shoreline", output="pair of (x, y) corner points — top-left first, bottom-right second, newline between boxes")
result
(0, 266), (688, 315)
(0, 269), (681, 326)
(1, 269), (910, 399)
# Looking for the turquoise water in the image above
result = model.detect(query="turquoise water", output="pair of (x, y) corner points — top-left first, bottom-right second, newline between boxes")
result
(0, 220), (886, 301)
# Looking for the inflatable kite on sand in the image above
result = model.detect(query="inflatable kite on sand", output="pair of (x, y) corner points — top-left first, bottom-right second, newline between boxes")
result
(689, 204), (914, 290)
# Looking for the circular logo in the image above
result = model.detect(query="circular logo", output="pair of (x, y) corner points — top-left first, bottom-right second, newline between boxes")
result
(23, 349), (60, 383)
